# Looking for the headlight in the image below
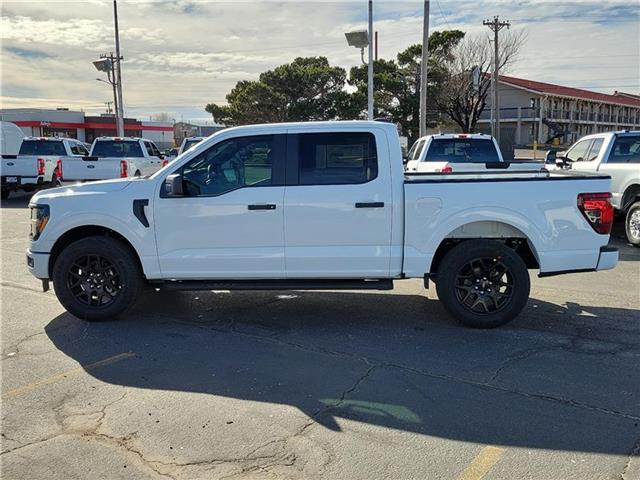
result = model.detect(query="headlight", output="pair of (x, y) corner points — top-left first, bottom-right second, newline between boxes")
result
(30, 204), (50, 241)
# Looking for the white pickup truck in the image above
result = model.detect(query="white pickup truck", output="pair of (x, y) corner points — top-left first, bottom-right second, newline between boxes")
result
(1, 137), (88, 200)
(546, 130), (640, 246)
(178, 136), (206, 155)
(61, 137), (166, 182)
(405, 133), (544, 174)
(27, 121), (618, 328)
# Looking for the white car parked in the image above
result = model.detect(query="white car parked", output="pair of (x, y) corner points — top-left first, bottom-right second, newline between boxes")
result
(1, 137), (88, 200)
(61, 137), (167, 182)
(405, 133), (544, 174)
(547, 130), (640, 246)
(178, 136), (206, 155)
(27, 121), (618, 328)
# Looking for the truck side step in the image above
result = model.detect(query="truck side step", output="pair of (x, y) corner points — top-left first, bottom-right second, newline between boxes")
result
(153, 279), (394, 291)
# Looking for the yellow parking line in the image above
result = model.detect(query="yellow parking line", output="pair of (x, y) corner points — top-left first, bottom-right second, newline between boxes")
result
(456, 446), (505, 480)
(3, 352), (135, 399)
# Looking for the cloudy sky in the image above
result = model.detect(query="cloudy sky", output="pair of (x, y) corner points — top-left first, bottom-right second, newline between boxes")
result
(1, 0), (638, 123)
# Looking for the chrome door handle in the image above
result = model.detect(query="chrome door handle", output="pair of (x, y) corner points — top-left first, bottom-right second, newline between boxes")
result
(248, 204), (276, 210)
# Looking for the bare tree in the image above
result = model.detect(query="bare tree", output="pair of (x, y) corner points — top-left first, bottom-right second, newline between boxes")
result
(435, 30), (526, 132)
(149, 112), (174, 123)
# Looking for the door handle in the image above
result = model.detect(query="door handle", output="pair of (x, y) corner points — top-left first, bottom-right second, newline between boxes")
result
(355, 202), (385, 208)
(248, 204), (276, 210)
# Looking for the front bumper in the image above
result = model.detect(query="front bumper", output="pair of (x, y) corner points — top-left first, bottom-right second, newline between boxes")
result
(596, 245), (618, 271)
(26, 249), (50, 280)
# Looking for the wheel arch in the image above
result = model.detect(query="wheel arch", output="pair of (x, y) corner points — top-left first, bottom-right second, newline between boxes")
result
(621, 183), (640, 212)
(48, 225), (144, 279)
(429, 221), (540, 275)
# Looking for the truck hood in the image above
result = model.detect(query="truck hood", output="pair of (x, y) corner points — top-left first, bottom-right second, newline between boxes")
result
(31, 178), (132, 203)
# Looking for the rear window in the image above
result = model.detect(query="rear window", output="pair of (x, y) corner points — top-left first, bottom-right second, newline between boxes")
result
(92, 140), (144, 158)
(295, 132), (377, 185)
(19, 140), (66, 156)
(425, 138), (500, 163)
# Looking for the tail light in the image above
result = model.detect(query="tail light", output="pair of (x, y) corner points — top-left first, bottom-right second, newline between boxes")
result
(37, 158), (45, 176)
(119, 160), (128, 178)
(161, 159), (169, 167)
(56, 159), (63, 180)
(577, 192), (614, 234)
(440, 166), (454, 173)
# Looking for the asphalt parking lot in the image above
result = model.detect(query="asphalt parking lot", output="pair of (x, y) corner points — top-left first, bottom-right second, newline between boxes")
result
(1, 191), (639, 480)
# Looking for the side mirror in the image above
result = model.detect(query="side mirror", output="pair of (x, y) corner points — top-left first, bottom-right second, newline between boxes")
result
(545, 150), (556, 163)
(158, 154), (165, 160)
(402, 155), (408, 165)
(165, 173), (184, 197)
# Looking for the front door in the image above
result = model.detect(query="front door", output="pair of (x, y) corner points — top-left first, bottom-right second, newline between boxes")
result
(154, 134), (286, 279)
(283, 129), (393, 278)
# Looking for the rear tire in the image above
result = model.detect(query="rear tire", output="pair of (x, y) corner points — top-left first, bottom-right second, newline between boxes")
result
(1, 188), (9, 200)
(625, 201), (640, 247)
(52, 236), (143, 321)
(435, 240), (530, 328)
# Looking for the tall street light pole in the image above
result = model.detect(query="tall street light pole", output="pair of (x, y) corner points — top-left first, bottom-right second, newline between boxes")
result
(367, 0), (374, 120)
(483, 15), (510, 146)
(113, 0), (125, 137)
(419, 0), (430, 137)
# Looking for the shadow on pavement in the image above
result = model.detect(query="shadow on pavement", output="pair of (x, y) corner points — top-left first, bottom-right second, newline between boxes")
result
(45, 289), (640, 456)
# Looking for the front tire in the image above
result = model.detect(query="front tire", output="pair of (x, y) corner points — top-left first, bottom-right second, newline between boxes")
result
(435, 240), (530, 328)
(52, 236), (142, 321)
(625, 201), (640, 247)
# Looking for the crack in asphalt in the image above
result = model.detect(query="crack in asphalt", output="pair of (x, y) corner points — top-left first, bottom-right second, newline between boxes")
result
(620, 437), (640, 480)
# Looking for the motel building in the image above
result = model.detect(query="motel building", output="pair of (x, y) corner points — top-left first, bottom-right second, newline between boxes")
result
(0, 108), (175, 149)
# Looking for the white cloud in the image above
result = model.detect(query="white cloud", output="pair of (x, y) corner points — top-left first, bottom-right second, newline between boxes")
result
(1, 0), (638, 122)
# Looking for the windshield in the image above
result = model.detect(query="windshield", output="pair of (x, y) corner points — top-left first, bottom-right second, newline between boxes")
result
(183, 139), (203, 151)
(425, 138), (500, 163)
(19, 140), (66, 156)
(92, 140), (144, 158)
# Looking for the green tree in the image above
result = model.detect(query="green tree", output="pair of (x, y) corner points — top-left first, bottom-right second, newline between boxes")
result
(348, 30), (465, 143)
(205, 57), (352, 125)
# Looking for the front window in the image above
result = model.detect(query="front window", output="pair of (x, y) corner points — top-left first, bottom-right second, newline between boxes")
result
(19, 140), (66, 156)
(564, 139), (593, 162)
(424, 138), (500, 163)
(92, 140), (144, 158)
(585, 138), (604, 162)
(180, 135), (276, 196)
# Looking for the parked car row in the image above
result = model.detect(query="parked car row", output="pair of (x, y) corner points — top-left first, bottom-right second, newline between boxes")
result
(1, 132), (169, 199)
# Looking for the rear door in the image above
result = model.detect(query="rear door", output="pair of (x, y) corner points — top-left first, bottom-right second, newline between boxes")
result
(283, 128), (393, 278)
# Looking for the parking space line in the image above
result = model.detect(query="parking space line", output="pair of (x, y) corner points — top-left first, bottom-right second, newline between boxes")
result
(3, 352), (135, 399)
(455, 446), (505, 480)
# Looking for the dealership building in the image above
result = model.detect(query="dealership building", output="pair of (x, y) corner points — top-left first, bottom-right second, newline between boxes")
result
(0, 108), (175, 149)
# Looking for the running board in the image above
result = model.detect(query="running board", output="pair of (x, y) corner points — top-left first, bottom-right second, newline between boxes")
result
(153, 279), (394, 291)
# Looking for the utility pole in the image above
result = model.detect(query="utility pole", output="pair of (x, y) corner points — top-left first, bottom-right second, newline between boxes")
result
(419, 0), (430, 137)
(367, 0), (374, 120)
(113, 0), (125, 136)
(483, 15), (510, 145)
